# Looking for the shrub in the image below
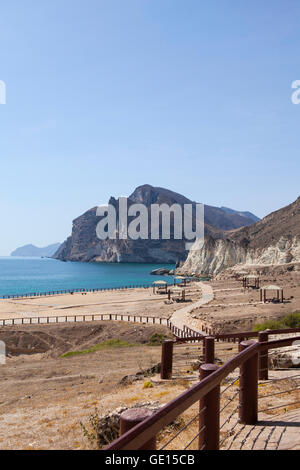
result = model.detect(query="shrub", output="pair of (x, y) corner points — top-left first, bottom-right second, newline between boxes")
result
(61, 339), (137, 358)
(148, 333), (166, 346)
(143, 381), (154, 389)
(253, 312), (300, 331)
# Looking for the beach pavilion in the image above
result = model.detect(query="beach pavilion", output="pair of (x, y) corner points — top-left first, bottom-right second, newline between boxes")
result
(174, 276), (187, 286)
(260, 285), (284, 303)
(242, 274), (260, 289)
(171, 286), (186, 301)
(236, 270), (248, 280)
(152, 280), (168, 294)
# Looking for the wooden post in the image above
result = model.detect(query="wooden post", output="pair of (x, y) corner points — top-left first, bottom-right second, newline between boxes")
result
(161, 340), (174, 380)
(258, 331), (269, 380)
(199, 364), (220, 450)
(204, 336), (215, 364)
(120, 408), (156, 450)
(239, 340), (258, 425)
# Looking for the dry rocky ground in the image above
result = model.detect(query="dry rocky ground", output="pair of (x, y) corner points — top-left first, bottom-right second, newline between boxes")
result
(0, 274), (299, 450)
(0, 322), (174, 450)
(192, 271), (300, 333)
(0, 323), (299, 450)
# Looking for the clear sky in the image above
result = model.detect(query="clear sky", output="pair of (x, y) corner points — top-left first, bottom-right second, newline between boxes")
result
(0, 0), (300, 255)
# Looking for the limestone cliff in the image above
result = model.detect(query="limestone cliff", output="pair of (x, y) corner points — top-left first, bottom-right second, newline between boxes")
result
(179, 197), (300, 276)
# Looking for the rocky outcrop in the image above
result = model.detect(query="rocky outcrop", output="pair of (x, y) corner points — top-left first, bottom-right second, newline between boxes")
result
(95, 402), (161, 447)
(150, 268), (171, 275)
(179, 197), (300, 276)
(269, 347), (300, 369)
(268, 333), (300, 369)
(53, 185), (258, 264)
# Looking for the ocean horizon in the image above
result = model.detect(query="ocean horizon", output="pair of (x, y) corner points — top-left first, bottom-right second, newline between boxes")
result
(0, 257), (175, 297)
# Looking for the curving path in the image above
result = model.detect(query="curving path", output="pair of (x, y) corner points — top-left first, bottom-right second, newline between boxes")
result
(169, 282), (214, 334)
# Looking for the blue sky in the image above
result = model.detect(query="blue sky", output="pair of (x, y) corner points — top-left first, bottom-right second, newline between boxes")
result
(0, 0), (300, 255)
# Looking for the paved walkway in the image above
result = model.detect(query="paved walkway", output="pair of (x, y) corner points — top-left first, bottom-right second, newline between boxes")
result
(169, 282), (214, 333)
(222, 409), (300, 450)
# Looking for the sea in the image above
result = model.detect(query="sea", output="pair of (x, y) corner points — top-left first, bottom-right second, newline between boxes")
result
(0, 257), (175, 297)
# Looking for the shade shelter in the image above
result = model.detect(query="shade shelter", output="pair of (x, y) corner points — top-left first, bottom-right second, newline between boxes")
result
(171, 286), (186, 301)
(242, 274), (260, 289)
(236, 271), (248, 280)
(260, 285), (284, 303)
(152, 280), (168, 294)
(174, 276), (187, 286)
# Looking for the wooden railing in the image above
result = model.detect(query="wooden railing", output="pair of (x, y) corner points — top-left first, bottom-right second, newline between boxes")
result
(106, 334), (300, 450)
(166, 326), (300, 380)
(0, 283), (161, 300)
(0, 278), (207, 300)
(0, 313), (169, 327)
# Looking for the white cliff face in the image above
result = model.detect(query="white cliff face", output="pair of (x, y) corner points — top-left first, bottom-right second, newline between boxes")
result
(180, 237), (247, 276)
(245, 237), (300, 266)
(179, 236), (300, 276)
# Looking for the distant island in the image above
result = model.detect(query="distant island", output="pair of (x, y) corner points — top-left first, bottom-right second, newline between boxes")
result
(11, 243), (61, 258)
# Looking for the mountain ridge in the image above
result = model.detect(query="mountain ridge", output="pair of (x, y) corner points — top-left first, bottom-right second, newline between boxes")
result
(11, 243), (61, 258)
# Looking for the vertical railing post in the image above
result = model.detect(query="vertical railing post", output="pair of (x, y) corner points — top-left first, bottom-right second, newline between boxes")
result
(199, 364), (220, 450)
(120, 408), (156, 450)
(239, 340), (258, 425)
(258, 330), (269, 380)
(160, 340), (174, 379)
(204, 336), (215, 364)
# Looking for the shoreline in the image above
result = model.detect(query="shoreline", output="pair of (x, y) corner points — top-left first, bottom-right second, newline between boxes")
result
(1, 268), (300, 334)
(0, 257), (178, 298)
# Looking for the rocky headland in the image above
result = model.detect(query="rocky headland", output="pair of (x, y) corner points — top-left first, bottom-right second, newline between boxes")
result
(53, 184), (258, 264)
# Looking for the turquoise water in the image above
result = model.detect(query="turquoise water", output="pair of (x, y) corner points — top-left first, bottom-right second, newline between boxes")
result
(0, 257), (175, 297)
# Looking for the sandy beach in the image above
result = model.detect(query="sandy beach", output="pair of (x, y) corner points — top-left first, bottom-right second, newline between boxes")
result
(1, 269), (300, 333)
(0, 283), (202, 325)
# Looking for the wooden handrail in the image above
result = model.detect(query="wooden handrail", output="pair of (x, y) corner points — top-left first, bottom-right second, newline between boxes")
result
(176, 326), (300, 343)
(106, 342), (258, 450)
(107, 335), (300, 450)
(260, 335), (300, 350)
